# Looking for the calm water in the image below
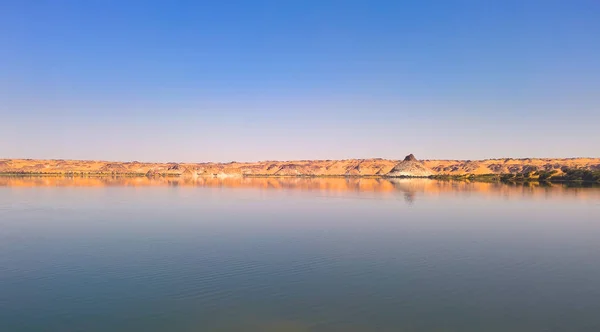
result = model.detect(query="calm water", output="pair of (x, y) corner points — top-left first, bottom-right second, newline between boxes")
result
(1, 177), (600, 332)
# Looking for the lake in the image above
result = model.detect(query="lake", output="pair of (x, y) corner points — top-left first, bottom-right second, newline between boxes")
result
(1, 177), (599, 331)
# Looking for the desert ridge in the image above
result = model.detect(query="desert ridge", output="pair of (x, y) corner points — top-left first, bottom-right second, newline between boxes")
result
(1, 155), (599, 178)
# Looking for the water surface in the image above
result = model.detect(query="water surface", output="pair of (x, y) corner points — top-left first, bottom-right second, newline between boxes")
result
(1, 177), (599, 331)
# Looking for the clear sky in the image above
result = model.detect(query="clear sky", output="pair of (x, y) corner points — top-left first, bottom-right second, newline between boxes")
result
(1, 0), (599, 162)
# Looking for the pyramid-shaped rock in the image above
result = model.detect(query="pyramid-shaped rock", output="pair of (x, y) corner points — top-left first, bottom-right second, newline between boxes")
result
(386, 154), (434, 177)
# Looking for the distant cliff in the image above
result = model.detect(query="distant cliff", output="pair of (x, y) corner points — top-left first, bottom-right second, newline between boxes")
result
(1, 155), (599, 179)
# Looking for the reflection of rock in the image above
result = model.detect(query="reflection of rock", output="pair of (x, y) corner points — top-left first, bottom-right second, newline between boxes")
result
(386, 154), (434, 177)
(404, 192), (416, 205)
(386, 178), (420, 204)
(1, 177), (599, 202)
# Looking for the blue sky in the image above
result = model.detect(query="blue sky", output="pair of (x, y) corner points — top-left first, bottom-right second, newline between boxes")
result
(1, 0), (599, 162)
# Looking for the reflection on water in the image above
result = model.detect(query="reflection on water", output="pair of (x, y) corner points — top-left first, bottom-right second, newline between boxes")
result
(1, 176), (599, 203)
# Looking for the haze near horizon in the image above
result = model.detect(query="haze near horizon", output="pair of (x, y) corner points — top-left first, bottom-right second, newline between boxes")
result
(1, 0), (599, 162)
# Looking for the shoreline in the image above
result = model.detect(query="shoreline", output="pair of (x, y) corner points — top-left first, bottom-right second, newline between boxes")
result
(1, 173), (598, 184)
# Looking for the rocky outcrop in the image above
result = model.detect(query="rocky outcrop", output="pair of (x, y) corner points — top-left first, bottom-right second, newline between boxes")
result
(404, 154), (417, 162)
(180, 167), (196, 178)
(0, 161), (11, 172)
(385, 154), (434, 177)
(422, 158), (600, 176)
(99, 163), (128, 173)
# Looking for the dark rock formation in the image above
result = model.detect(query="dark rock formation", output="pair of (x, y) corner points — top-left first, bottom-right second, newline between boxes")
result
(404, 154), (417, 162)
